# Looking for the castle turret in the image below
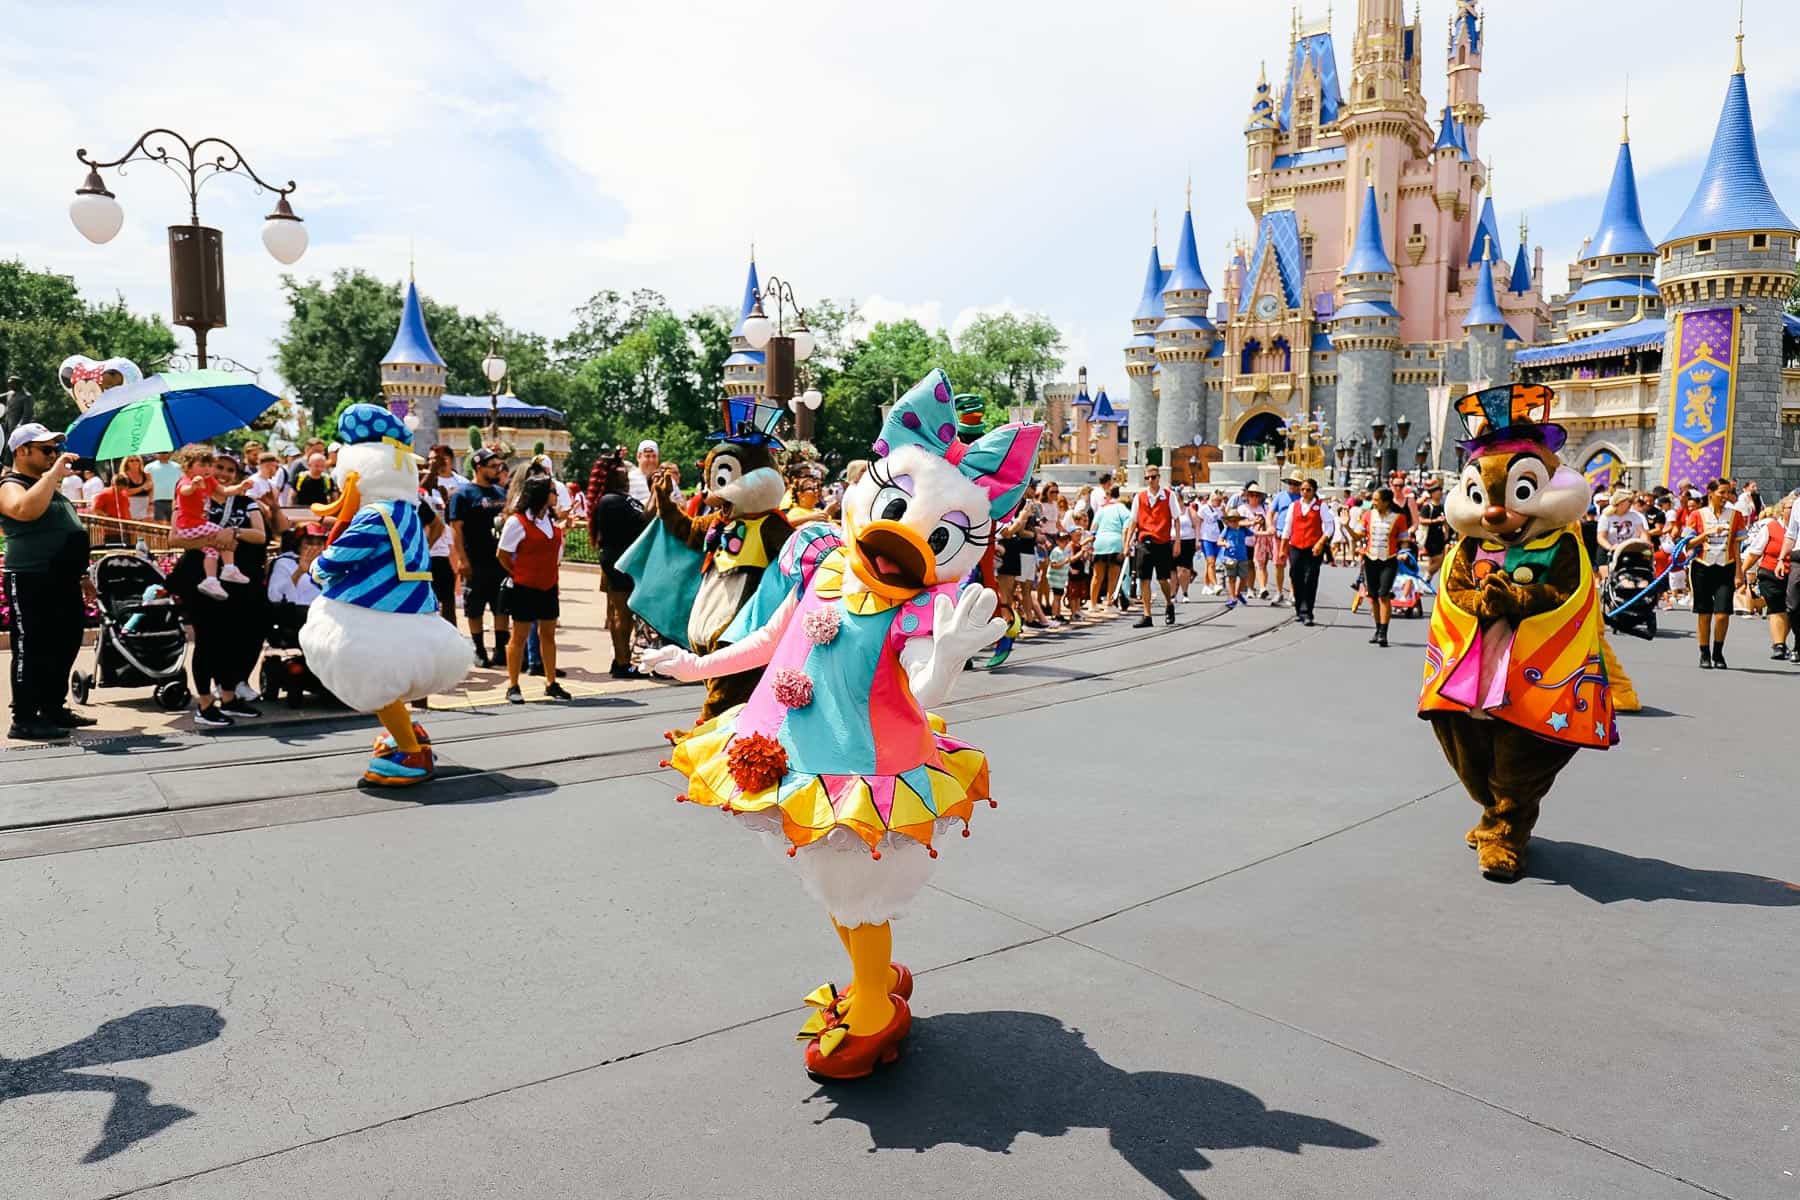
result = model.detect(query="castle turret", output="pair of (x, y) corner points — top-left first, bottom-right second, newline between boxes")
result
(1653, 27), (1799, 490)
(1564, 113), (1662, 339)
(723, 257), (765, 399)
(1509, 223), (1532, 296)
(1124, 231), (1166, 463)
(1244, 62), (1279, 215)
(1447, 0), (1485, 157)
(1461, 244), (1511, 385)
(1341, 0), (1425, 287)
(1333, 185), (1401, 451)
(380, 276), (447, 450)
(1154, 203), (1215, 454)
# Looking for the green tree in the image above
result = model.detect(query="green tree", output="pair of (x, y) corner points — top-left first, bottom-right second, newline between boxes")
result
(812, 319), (953, 468)
(0, 260), (178, 430)
(949, 311), (1064, 414)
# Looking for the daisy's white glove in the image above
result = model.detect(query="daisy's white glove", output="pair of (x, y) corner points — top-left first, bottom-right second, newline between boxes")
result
(902, 586), (1006, 710)
(639, 644), (705, 681)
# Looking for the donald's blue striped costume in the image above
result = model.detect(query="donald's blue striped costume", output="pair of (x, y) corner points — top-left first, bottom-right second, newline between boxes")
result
(311, 499), (436, 614)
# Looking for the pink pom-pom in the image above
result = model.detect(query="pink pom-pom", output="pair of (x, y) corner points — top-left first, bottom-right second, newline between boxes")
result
(771, 667), (814, 709)
(802, 604), (841, 646)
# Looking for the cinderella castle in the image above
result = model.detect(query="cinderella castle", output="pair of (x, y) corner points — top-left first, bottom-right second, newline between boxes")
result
(1064, 0), (1800, 493)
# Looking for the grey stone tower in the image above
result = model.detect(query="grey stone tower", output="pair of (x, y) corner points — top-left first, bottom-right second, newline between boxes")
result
(1153, 204), (1215, 457)
(1124, 236), (1165, 462)
(380, 276), (447, 450)
(1651, 41), (1798, 491)
(1332, 185), (1400, 447)
(1461, 251), (1511, 387)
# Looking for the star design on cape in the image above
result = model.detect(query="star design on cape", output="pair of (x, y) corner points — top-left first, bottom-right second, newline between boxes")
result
(1545, 711), (1569, 733)
(1595, 721), (1607, 739)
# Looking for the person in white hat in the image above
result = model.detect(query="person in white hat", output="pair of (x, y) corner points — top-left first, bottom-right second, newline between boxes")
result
(628, 439), (683, 509)
(0, 424), (98, 739)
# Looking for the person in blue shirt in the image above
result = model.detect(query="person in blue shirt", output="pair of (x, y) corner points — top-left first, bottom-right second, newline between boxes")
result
(1216, 509), (1254, 609)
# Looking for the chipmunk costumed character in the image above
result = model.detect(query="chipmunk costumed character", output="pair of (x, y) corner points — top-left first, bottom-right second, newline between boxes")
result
(623, 399), (793, 726)
(300, 405), (473, 785)
(1420, 384), (1617, 881)
(643, 369), (1040, 1079)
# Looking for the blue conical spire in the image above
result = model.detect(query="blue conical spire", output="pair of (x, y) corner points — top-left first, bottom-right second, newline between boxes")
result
(382, 279), (446, 367)
(1509, 236), (1532, 295)
(1344, 186), (1394, 275)
(1663, 66), (1797, 243)
(729, 259), (761, 337)
(1466, 195), (1504, 265)
(1162, 207), (1211, 294)
(1589, 139), (1655, 257)
(1463, 250), (1505, 328)
(1133, 243), (1167, 321)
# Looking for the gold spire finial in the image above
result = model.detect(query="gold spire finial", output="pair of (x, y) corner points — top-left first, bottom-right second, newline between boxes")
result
(750, 240), (756, 262)
(1486, 160), (1494, 197)
(1622, 75), (1631, 142)
(1185, 171), (1192, 211)
(1482, 234), (1492, 260)
(1153, 207), (1159, 245)
(408, 236), (415, 282)
(1734, 0), (1746, 73)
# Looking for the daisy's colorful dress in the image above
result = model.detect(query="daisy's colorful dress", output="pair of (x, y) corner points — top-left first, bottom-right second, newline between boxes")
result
(670, 524), (991, 855)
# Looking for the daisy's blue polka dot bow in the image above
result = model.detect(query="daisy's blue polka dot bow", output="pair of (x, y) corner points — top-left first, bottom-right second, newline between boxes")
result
(872, 369), (1044, 521)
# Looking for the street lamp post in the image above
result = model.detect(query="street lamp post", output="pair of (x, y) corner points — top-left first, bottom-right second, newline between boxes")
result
(1370, 415), (1412, 479)
(69, 129), (306, 369)
(480, 338), (508, 446)
(739, 275), (818, 441)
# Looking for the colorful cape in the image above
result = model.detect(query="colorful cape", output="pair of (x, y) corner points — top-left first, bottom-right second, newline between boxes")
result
(1419, 527), (1617, 749)
(617, 518), (703, 645)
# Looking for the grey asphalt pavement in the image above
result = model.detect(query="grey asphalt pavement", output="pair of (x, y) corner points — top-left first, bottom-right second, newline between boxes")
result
(1, 582), (1794, 1199)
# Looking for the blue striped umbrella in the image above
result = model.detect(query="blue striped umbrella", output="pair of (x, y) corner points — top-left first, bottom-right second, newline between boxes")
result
(64, 370), (280, 459)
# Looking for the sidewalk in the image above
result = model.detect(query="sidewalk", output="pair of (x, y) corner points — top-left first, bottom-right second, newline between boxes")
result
(0, 562), (662, 747)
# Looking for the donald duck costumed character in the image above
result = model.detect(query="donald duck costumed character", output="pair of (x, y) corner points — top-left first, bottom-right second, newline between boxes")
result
(644, 370), (1042, 1080)
(301, 404), (473, 785)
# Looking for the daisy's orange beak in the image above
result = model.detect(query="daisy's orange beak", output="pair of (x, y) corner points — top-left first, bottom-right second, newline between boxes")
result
(847, 517), (936, 598)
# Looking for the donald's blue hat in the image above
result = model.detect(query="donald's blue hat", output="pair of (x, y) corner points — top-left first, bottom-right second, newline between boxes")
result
(337, 403), (413, 448)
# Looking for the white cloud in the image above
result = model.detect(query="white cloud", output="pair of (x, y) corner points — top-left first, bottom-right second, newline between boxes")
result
(4, 0), (1796, 405)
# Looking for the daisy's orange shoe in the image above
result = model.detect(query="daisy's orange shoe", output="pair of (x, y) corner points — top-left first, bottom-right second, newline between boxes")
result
(801, 995), (911, 1081)
(814, 963), (913, 1006)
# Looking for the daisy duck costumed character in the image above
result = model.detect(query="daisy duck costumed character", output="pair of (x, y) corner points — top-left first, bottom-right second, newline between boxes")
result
(644, 370), (1042, 1079)
(1419, 384), (1617, 882)
(300, 404), (473, 785)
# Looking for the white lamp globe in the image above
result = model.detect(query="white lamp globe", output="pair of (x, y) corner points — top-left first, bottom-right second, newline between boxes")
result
(70, 188), (124, 245)
(741, 309), (773, 350)
(260, 205), (309, 265)
(791, 327), (816, 362)
(801, 387), (822, 410)
(481, 351), (507, 385)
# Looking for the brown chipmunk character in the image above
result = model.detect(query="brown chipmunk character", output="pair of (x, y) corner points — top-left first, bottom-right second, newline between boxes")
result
(1419, 384), (1618, 882)
(646, 399), (794, 725)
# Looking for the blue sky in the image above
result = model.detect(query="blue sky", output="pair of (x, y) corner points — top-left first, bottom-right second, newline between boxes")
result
(4, 0), (1798, 403)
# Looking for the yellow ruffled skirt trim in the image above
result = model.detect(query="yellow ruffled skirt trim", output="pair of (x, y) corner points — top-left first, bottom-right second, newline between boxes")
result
(668, 709), (990, 852)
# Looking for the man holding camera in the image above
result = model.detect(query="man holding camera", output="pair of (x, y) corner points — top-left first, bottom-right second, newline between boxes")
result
(0, 424), (99, 739)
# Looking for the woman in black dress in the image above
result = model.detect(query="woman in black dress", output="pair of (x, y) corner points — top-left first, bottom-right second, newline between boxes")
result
(1416, 479), (1448, 575)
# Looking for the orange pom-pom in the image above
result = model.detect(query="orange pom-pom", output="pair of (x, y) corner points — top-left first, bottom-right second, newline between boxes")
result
(726, 732), (788, 793)
(786, 846), (797, 857)
(675, 794), (688, 803)
(871, 849), (882, 861)
(961, 827), (971, 837)
(928, 847), (939, 859)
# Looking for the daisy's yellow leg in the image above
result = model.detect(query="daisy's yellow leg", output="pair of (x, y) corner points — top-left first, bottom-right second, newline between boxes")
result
(841, 921), (896, 1035)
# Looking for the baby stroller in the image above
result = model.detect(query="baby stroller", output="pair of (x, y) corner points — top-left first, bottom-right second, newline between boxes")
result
(70, 552), (191, 710)
(1389, 549), (1432, 618)
(1603, 544), (1660, 640)
(258, 553), (335, 707)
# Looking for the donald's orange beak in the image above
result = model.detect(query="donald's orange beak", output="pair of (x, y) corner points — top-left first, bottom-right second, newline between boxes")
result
(847, 518), (936, 598)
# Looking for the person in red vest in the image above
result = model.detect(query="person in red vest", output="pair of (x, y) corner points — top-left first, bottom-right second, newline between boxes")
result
(497, 474), (572, 704)
(1750, 493), (1794, 659)
(1125, 464), (1180, 628)
(1284, 476), (1337, 626)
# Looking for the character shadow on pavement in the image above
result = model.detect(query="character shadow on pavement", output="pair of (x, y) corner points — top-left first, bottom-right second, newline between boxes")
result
(805, 1010), (1377, 1200)
(0, 1005), (224, 1163)
(1529, 839), (1800, 906)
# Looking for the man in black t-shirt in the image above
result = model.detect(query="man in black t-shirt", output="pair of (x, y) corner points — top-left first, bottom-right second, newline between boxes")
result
(449, 448), (510, 667)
